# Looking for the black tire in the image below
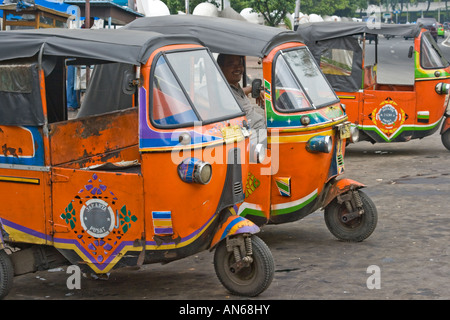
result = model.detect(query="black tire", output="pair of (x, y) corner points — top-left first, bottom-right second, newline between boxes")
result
(0, 250), (14, 299)
(324, 190), (377, 242)
(441, 130), (450, 151)
(214, 235), (274, 297)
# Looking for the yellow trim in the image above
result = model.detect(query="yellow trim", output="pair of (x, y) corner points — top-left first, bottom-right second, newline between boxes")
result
(269, 129), (334, 144)
(153, 219), (172, 227)
(338, 95), (356, 99)
(3, 226), (47, 245)
(54, 242), (141, 274)
(0, 175), (40, 184)
(415, 76), (450, 82)
(270, 116), (348, 133)
(140, 140), (224, 152)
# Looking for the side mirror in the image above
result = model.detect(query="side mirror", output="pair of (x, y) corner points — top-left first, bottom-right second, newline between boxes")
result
(251, 79), (262, 98)
(408, 45), (414, 59)
(122, 68), (137, 95)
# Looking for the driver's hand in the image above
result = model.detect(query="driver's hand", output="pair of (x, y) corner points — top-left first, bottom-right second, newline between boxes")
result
(256, 90), (264, 107)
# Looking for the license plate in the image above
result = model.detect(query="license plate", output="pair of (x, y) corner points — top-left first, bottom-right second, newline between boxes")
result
(339, 123), (351, 139)
(221, 125), (244, 144)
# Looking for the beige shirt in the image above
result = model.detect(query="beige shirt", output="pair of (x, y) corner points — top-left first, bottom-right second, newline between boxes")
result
(229, 83), (266, 130)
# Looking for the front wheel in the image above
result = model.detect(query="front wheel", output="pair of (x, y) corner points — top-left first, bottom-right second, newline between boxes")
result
(441, 129), (450, 151)
(214, 235), (274, 297)
(324, 190), (377, 242)
(0, 250), (14, 299)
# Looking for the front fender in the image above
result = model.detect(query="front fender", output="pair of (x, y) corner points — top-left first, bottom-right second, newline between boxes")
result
(321, 178), (365, 209)
(440, 116), (450, 134)
(210, 216), (259, 249)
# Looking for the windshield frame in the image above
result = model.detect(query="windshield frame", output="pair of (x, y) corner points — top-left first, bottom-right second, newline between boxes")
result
(149, 47), (245, 129)
(272, 46), (340, 114)
(420, 31), (450, 70)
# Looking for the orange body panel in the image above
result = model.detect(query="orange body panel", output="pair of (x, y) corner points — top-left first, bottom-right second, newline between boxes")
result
(0, 126), (35, 158)
(0, 167), (50, 245)
(337, 92), (363, 126)
(49, 108), (140, 167)
(51, 167), (144, 273)
(142, 143), (236, 243)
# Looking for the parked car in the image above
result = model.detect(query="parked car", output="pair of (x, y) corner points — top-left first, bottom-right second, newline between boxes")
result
(417, 17), (438, 41)
(437, 22), (445, 37)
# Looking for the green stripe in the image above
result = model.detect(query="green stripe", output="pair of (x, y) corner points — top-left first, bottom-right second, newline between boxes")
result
(271, 193), (317, 216)
(240, 207), (266, 218)
(359, 120), (441, 142)
(276, 182), (290, 193)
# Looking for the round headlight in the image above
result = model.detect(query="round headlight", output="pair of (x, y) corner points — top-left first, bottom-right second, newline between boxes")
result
(250, 143), (266, 163)
(178, 158), (212, 184)
(349, 126), (359, 143)
(194, 161), (212, 184)
(306, 135), (332, 153)
(435, 82), (450, 95)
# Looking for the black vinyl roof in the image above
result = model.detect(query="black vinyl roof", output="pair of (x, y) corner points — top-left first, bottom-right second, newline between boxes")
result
(0, 28), (203, 65)
(124, 15), (302, 57)
(296, 21), (421, 44)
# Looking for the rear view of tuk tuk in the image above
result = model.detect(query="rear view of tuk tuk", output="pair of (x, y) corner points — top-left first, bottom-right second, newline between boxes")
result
(125, 15), (378, 243)
(0, 28), (274, 299)
(297, 22), (450, 150)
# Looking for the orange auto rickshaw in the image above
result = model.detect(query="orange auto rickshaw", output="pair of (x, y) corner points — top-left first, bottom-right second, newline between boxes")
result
(0, 28), (274, 298)
(296, 22), (450, 150)
(125, 16), (378, 243)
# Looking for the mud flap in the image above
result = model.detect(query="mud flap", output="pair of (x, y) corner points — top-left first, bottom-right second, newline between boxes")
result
(0, 218), (7, 250)
(321, 178), (365, 210)
(210, 215), (259, 250)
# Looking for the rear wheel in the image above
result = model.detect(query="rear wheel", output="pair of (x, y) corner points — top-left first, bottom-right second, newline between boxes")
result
(214, 235), (274, 297)
(441, 130), (450, 151)
(0, 250), (14, 299)
(324, 190), (377, 242)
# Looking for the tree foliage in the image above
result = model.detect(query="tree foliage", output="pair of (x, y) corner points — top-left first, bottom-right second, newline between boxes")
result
(161, 0), (446, 26)
(162, 0), (219, 14)
(246, 0), (295, 26)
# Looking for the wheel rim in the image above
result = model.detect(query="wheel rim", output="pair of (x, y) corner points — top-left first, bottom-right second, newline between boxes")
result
(223, 252), (257, 286)
(337, 205), (363, 229)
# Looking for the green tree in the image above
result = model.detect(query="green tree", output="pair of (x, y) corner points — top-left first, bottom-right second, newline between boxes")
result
(162, 0), (220, 14)
(300, 0), (353, 16)
(247, 0), (296, 26)
(229, 0), (251, 13)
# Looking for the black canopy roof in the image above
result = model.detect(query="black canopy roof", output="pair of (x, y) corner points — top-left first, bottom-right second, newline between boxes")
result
(124, 15), (302, 58)
(0, 28), (203, 126)
(0, 28), (203, 65)
(296, 21), (421, 44)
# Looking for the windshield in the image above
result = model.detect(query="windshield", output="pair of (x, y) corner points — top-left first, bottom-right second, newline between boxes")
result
(151, 48), (243, 127)
(274, 47), (338, 112)
(420, 32), (449, 69)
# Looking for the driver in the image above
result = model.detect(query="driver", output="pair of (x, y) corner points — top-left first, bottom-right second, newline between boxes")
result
(217, 54), (266, 130)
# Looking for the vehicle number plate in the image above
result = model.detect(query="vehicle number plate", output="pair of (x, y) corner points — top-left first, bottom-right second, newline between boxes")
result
(339, 123), (351, 139)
